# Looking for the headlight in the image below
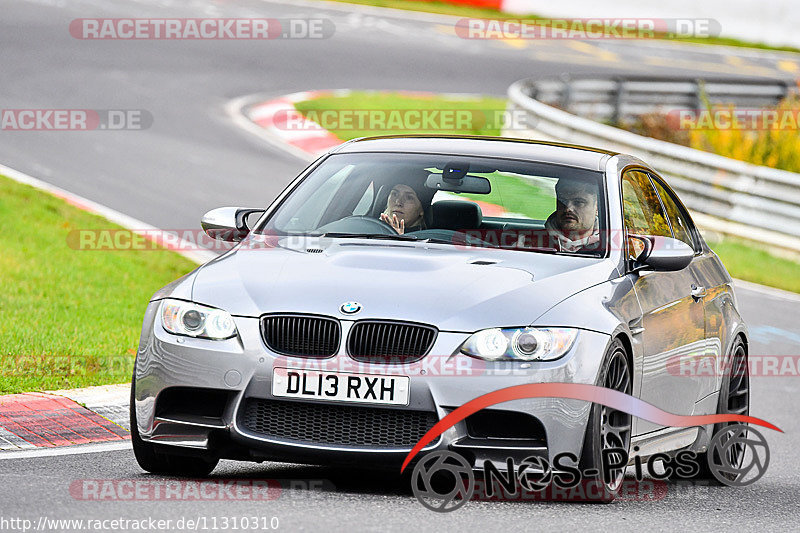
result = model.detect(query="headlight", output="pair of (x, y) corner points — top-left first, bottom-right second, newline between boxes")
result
(460, 327), (578, 361)
(159, 299), (237, 340)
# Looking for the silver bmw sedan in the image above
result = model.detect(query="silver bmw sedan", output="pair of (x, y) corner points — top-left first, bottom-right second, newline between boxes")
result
(131, 136), (749, 499)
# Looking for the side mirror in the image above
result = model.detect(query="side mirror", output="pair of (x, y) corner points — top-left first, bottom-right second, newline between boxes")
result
(630, 235), (694, 272)
(201, 207), (265, 242)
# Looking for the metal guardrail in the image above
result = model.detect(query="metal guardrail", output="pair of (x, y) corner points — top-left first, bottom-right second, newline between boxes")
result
(504, 76), (800, 250)
(533, 76), (795, 124)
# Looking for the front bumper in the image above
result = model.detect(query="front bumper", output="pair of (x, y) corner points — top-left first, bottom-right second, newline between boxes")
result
(134, 301), (612, 468)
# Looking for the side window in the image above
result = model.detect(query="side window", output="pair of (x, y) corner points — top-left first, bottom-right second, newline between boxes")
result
(652, 178), (697, 251)
(621, 170), (672, 259)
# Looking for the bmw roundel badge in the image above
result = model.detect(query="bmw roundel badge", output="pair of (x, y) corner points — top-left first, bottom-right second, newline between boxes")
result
(340, 301), (362, 315)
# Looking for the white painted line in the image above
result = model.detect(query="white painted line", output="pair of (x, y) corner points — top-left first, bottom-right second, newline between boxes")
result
(0, 441), (131, 460)
(228, 88), (493, 164)
(229, 89), (343, 160)
(225, 94), (316, 163)
(0, 163), (216, 265)
(733, 278), (800, 303)
(48, 383), (130, 409)
(0, 426), (36, 451)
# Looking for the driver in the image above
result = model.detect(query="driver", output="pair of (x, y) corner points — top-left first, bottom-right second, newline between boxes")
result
(544, 177), (600, 252)
(379, 184), (427, 234)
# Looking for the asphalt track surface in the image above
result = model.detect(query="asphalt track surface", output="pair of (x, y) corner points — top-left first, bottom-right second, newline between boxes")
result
(1, 0), (799, 530)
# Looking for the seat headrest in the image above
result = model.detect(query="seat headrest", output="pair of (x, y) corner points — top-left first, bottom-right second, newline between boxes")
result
(431, 200), (483, 230)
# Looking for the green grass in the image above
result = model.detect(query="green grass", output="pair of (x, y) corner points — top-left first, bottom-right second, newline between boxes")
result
(708, 238), (800, 293)
(293, 91), (508, 138)
(458, 172), (555, 220)
(0, 175), (197, 394)
(325, 0), (800, 53)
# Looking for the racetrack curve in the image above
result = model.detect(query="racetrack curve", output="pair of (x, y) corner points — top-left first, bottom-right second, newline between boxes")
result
(1, 0), (799, 530)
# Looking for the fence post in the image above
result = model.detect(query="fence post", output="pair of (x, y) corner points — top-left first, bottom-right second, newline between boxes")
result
(559, 74), (572, 110)
(612, 78), (625, 125)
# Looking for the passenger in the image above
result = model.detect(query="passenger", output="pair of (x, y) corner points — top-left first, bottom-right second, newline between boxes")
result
(544, 177), (600, 252)
(379, 184), (428, 234)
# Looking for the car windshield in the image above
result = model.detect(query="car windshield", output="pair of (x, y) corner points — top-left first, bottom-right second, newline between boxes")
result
(258, 152), (608, 256)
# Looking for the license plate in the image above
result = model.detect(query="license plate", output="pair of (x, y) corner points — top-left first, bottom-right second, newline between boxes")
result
(272, 368), (410, 406)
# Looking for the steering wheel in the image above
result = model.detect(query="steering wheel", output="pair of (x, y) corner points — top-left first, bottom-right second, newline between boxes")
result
(316, 215), (399, 235)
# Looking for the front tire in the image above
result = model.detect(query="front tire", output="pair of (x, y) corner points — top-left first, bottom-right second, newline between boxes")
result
(579, 338), (633, 502)
(130, 375), (219, 477)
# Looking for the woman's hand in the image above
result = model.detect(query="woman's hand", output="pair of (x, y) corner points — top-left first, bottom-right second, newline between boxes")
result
(380, 212), (405, 234)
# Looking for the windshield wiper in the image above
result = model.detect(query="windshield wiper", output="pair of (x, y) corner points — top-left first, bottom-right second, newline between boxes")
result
(317, 232), (419, 241)
(424, 237), (564, 254)
(418, 237), (561, 251)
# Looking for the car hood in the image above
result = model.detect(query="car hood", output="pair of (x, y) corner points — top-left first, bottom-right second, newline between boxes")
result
(190, 239), (618, 331)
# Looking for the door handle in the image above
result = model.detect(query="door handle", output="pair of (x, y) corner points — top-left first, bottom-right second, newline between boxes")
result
(691, 284), (706, 300)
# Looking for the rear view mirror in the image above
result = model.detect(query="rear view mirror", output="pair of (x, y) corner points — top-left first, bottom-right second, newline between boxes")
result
(201, 207), (265, 242)
(630, 235), (694, 272)
(426, 173), (491, 194)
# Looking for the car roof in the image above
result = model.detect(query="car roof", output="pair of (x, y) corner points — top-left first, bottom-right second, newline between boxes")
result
(331, 135), (617, 172)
